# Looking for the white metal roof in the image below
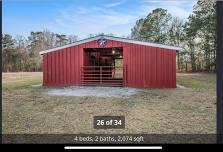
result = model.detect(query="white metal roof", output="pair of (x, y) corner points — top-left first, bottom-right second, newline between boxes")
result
(39, 35), (182, 55)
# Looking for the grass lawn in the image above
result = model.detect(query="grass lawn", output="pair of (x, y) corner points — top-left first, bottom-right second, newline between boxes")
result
(2, 72), (216, 135)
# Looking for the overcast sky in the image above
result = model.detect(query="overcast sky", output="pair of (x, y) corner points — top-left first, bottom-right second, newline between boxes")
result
(3, 0), (197, 39)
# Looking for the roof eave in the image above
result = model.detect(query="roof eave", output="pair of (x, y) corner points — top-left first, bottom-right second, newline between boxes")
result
(39, 35), (182, 55)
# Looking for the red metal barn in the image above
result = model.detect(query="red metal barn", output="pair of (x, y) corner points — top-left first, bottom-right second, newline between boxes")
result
(39, 35), (181, 88)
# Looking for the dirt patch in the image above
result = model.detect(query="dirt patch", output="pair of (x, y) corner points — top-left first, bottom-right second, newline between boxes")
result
(44, 86), (141, 98)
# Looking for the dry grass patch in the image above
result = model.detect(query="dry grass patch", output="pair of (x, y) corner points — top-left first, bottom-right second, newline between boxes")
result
(2, 72), (216, 135)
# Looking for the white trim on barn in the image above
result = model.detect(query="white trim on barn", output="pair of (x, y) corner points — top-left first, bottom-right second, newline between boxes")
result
(39, 35), (182, 55)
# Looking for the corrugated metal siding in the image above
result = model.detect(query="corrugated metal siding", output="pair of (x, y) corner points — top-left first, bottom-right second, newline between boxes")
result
(43, 46), (82, 86)
(43, 39), (176, 88)
(124, 43), (176, 88)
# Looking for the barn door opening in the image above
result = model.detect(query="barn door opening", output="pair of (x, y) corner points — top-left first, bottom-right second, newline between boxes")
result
(81, 47), (124, 87)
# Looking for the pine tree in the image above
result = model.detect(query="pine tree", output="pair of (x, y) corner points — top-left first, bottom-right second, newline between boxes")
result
(131, 8), (172, 44)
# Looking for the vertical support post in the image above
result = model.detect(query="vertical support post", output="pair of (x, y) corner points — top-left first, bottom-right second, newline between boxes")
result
(80, 66), (82, 85)
(123, 66), (125, 87)
(125, 65), (127, 87)
(100, 66), (102, 85)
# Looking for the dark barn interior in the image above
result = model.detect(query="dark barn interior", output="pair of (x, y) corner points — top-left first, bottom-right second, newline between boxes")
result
(81, 47), (124, 86)
(84, 47), (123, 66)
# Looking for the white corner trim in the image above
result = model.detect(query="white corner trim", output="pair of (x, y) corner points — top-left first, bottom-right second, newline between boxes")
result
(39, 35), (182, 55)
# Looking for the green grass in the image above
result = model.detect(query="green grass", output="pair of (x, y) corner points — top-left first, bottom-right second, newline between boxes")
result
(177, 73), (216, 89)
(3, 77), (42, 90)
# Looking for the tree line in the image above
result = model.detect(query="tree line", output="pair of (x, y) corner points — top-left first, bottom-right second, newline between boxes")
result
(131, 0), (216, 72)
(2, 30), (78, 72)
(2, 30), (116, 72)
(2, 0), (216, 72)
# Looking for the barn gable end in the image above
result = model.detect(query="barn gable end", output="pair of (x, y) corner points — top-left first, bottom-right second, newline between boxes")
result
(40, 35), (180, 88)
